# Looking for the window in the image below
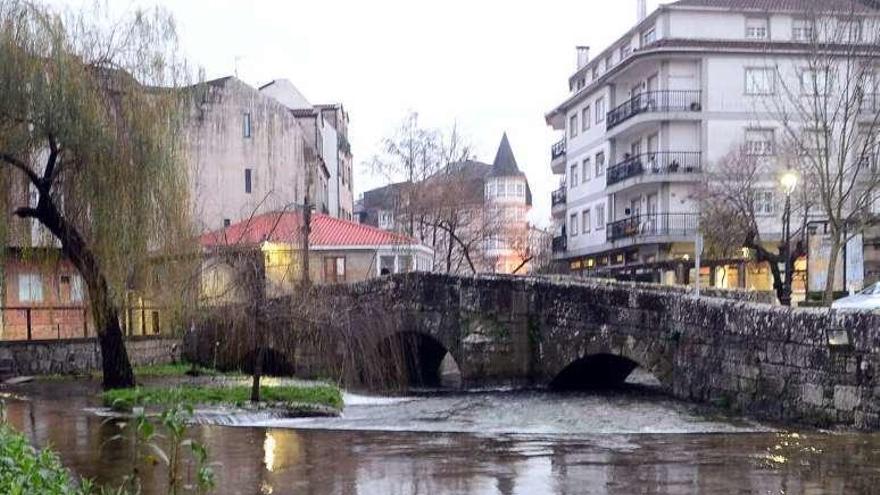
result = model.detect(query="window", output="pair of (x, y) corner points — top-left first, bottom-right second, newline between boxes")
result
(244, 168), (252, 194)
(754, 190), (775, 215)
(582, 106), (591, 131)
(18, 273), (43, 303)
(380, 256), (395, 275)
(592, 66), (599, 80)
(582, 209), (591, 234)
(570, 213), (579, 237)
(803, 129), (828, 155)
(379, 210), (394, 230)
(641, 26), (656, 46)
(595, 97), (606, 124)
(595, 204), (606, 230)
(516, 183), (525, 197)
(792, 19), (814, 42)
(746, 18), (769, 40)
(582, 158), (591, 183)
(487, 182), (496, 198)
(605, 57), (612, 71)
(243, 113), (252, 138)
(746, 68), (775, 95)
(569, 114), (578, 138)
(620, 45), (631, 60)
(398, 255), (413, 273)
(838, 19), (862, 42)
(323, 257), (346, 283)
(595, 152), (606, 177)
(569, 164), (578, 188)
(223, 218), (231, 228)
(801, 68), (830, 95)
(745, 129), (775, 155)
(70, 274), (84, 303)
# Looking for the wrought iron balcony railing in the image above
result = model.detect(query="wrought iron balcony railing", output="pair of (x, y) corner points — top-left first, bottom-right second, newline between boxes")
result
(551, 187), (567, 207)
(606, 152), (702, 186)
(552, 235), (567, 253)
(551, 139), (566, 161)
(606, 90), (702, 130)
(607, 213), (699, 242)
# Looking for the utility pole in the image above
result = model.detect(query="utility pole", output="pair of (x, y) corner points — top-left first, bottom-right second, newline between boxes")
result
(302, 191), (312, 287)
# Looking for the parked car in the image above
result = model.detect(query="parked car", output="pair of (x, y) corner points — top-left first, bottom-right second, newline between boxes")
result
(831, 282), (880, 310)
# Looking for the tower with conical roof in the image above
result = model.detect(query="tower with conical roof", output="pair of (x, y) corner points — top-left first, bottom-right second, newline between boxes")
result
(484, 133), (533, 274)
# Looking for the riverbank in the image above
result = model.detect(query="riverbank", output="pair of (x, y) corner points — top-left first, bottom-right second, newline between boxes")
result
(103, 383), (343, 417)
(0, 422), (92, 494)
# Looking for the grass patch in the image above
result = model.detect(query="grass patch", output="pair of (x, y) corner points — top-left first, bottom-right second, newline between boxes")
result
(0, 423), (91, 494)
(103, 384), (343, 412)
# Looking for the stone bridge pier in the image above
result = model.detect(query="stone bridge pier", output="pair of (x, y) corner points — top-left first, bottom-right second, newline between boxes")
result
(189, 273), (880, 429)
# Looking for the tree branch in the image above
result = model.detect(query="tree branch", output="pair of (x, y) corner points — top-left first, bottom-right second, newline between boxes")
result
(0, 152), (41, 187)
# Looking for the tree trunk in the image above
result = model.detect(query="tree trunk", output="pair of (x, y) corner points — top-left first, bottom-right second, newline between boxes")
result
(823, 231), (843, 306)
(18, 200), (135, 389)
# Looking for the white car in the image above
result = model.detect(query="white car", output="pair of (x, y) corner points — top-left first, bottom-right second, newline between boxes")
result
(831, 282), (880, 310)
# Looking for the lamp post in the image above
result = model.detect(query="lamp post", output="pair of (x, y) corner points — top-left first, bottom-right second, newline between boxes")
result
(779, 170), (799, 306)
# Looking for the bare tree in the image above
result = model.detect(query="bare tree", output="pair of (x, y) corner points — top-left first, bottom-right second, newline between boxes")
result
(759, 2), (880, 303)
(699, 147), (813, 305)
(0, 2), (192, 388)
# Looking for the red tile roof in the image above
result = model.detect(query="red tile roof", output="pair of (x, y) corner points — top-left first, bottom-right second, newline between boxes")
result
(200, 211), (421, 249)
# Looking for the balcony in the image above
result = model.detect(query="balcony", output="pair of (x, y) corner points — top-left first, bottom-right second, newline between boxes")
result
(606, 90), (702, 130)
(551, 187), (567, 218)
(550, 139), (566, 173)
(607, 213), (699, 243)
(552, 235), (567, 253)
(606, 152), (702, 186)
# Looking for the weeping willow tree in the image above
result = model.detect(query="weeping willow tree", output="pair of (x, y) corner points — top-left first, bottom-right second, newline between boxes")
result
(0, 1), (192, 388)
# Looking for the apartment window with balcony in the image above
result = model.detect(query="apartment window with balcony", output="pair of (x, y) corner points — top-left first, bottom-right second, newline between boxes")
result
(745, 129), (775, 156)
(582, 106), (591, 131)
(745, 67), (776, 95)
(595, 97), (605, 124)
(595, 152), (606, 177)
(595, 204), (606, 230)
(18, 273), (43, 303)
(582, 157), (591, 183)
(745, 18), (769, 40)
(570, 213), (579, 237)
(803, 129), (828, 156)
(243, 113), (252, 138)
(569, 164), (578, 187)
(244, 168), (253, 193)
(620, 45), (631, 60)
(569, 114), (578, 138)
(582, 209), (591, 234)
(800, 68), (830, 95)
(792, 19), (814, 42)
(754, 190), (775, 215)
(641, 26), (656, 46)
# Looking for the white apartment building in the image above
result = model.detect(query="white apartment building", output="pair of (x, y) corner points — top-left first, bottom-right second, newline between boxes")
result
(546, 0), (879, 291)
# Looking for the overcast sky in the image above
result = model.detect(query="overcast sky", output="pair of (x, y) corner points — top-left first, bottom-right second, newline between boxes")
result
(49, 0), (667, 226)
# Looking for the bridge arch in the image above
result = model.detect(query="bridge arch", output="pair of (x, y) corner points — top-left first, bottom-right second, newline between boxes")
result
(373, 331), (463, 390)
(545, 336), (673, 391)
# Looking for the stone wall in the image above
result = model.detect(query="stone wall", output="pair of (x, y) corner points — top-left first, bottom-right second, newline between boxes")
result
(0, 337), (182, 376)
(191, 272), (880, 429)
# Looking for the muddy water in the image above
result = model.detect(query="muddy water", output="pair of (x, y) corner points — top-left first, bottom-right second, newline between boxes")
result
(4, 379), (880, 494)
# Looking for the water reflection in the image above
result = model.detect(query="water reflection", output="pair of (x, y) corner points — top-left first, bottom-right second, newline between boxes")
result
(4, 381), (880, 494)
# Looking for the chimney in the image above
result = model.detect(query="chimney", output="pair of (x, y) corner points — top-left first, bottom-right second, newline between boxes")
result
(637, 0), (647, 22)
(576, 46), (590, 70)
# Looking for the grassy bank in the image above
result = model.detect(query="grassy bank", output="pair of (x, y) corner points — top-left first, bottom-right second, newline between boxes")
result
(37, 362), (244, 381)
(0, 423), (92, 494)
(103, 383), (343, 413)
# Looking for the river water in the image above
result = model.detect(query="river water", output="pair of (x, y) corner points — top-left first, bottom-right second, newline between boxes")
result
(4, 378), (880, 494)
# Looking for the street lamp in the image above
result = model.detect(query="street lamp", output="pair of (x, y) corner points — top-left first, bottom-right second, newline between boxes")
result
(779, 170), (799, 306)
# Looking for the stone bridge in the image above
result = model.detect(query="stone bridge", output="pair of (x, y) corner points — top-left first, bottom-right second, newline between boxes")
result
(188, 273), (880, 429)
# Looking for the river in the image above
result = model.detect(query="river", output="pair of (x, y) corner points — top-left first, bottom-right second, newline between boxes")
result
(3, 378), (880, 494)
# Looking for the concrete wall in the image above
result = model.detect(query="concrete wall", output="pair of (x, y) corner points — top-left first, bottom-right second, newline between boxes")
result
(0, 337), (181, 376)
(186, 78), (311, 234)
